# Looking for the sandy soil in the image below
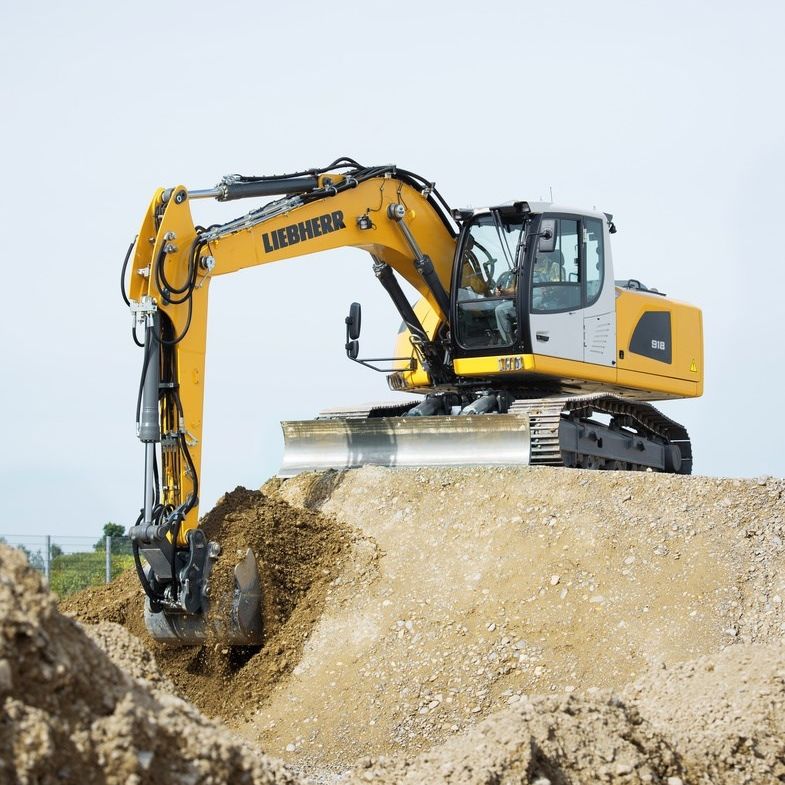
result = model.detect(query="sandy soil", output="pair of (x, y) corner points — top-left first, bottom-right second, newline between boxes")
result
(37, 466), (785, 783)
(0, 544), (298, 785)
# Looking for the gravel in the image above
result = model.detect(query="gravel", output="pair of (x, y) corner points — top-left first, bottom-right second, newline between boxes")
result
(46, 465), (785, 783)
(0, 544), (299, 785)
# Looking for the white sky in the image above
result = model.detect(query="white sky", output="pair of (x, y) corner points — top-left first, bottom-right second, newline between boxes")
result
(1, 0), (783, 538)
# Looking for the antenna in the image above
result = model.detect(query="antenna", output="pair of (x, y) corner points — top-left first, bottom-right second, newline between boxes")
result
(549, 186), (553, 202)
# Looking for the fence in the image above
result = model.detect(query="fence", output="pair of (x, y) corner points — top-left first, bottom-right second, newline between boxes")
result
(0, 534), (135, 598)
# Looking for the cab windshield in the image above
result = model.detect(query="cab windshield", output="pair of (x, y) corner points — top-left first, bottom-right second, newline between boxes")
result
(455, 214), (525, 349)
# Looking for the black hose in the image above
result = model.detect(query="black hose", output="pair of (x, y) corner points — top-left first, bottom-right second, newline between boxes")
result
(152, 296), (193, 346)
(152, 239), (200, 347)
(231, 156), (365, 183)
(134, 333), (153, 430)
(169, 514), (182, 602)
(131, 513), (166, 606)
(153, 449), (160, 507)
(155, 244), (192, 301)
(120, 238), (136, 306)
(179, 431), (199, 507)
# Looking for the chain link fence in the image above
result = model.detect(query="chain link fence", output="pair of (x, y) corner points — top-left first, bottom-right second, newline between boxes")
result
(0, 534), (135, 597)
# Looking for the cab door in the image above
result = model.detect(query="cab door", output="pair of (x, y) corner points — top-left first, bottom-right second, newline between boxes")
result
(528, 215), (583, 361)
(528, 213), (616, 367)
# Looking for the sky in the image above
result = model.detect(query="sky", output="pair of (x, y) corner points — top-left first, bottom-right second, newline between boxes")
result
(0, 0), (783, 538)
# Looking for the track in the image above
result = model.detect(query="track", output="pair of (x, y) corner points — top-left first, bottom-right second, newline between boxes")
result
(511, 393), (693, 474)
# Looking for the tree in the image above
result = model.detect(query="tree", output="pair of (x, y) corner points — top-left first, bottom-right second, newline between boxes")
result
(17, 545), (44, 570)
(94, 522), (130, 554)
(50, 543), (64, 559)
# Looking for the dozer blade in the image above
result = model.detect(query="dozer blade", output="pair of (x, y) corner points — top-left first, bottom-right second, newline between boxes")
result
(279, 414), (531, 477)
(144, 549), (264, 646)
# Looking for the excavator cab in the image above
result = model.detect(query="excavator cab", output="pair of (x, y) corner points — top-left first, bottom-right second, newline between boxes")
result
(448, 206), (618, 367)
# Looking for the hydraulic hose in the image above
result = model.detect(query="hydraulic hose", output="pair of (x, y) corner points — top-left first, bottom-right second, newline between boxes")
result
(120, 238), (136, 306)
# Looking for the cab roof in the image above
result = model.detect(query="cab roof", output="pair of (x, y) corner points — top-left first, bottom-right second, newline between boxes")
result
(456, 201), (612, 224)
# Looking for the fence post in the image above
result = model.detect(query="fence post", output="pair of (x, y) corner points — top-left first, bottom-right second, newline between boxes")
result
(44, 535), (51, 583)
(105, 535), (111, 584)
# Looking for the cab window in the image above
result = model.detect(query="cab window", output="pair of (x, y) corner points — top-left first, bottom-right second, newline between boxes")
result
(531, 216), (605, 312)
(531, 218), (580, 312)
(455, 214), (524, 349)
(584, 217), (604, 305)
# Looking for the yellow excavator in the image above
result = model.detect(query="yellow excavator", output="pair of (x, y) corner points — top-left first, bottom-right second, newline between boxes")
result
(123, 157), (702, 645)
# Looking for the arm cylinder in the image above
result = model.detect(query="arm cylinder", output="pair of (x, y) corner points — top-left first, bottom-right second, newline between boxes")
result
(138, 317), (161, 529)
(219, 176), (319, 202)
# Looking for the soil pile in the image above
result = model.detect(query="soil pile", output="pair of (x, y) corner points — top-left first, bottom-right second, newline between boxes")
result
(624, 644), (785, 784)
(345, 643), (785, 785)
(256, 467), (784, 768)
(62, 487), (355, 721)
(57, 466), (785, 783)
(0, 543), (298, 785)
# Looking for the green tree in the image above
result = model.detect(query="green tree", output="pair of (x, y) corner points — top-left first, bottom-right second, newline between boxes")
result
(17, 545), (44, 570)
(94, 522), (129, 553)
(50, 543), (64, 558)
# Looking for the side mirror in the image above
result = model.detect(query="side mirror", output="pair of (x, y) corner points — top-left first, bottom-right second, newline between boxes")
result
(346, 302), (362, 341)
(345, 302), (361, 361)
(538, 219), (557, 253)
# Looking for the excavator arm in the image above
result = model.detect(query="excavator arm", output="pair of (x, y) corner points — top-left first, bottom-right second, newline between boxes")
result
(125, 160), (457, 644)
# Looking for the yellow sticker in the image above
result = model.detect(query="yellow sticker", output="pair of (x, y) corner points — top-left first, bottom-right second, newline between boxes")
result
(689, 360), (697, 373)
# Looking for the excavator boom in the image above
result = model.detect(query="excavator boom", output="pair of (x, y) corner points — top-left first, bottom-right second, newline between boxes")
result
(126, 160), (460, 644)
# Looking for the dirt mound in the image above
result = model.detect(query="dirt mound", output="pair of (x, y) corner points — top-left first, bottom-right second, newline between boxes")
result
(254, 467), (784, 767)
(346, 642), (785, 785)
(60, 466), (785, 780)
(625, 643), (785, 784)
(62, 487), (355, 722)
(0, 543), (298, 785)
(346, 643), (785, 785)
(346, 693), (680, 785)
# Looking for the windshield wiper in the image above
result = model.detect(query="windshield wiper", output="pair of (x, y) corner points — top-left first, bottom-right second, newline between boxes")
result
(511, 218), (529, 274)
(490, 211), (514, 270)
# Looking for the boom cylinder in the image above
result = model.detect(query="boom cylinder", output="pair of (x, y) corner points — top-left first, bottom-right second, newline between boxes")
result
(372, 258), (429, 341)
(387, 204), (451, 319)
(218, 176), (319, 201)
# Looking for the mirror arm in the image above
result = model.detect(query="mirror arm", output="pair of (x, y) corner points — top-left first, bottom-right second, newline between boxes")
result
(348, 355), (417, 373)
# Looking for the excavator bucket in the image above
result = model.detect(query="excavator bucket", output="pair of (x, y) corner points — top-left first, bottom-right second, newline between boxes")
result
(144, 549), (263, 646)
(278, 414), (531, 477)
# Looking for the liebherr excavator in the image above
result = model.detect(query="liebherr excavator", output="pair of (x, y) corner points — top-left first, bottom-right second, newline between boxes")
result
(124, 157), (703, 645)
